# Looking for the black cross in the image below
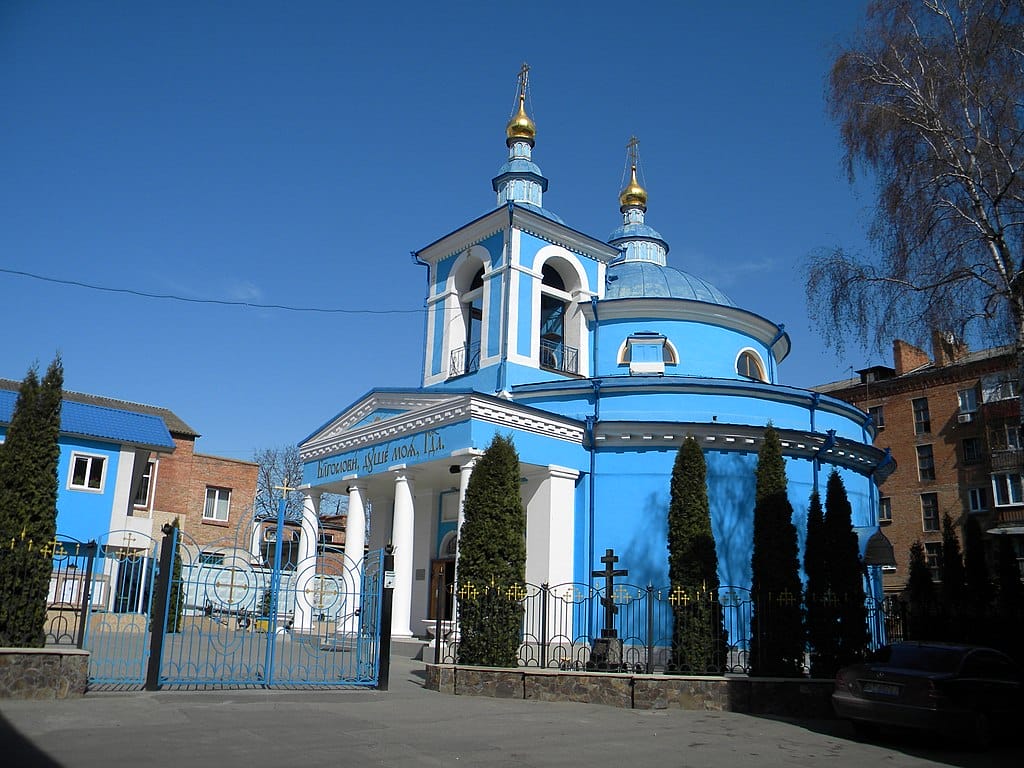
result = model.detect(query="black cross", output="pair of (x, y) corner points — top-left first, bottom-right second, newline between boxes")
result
(592, 549), (628, 638)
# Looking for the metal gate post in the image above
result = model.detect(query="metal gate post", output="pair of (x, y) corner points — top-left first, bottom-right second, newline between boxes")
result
(540, 583), (549, 669)
(433, 569), (445, 666)
(645, 584), (654, 674)
(76, 541), (97, 649)
(145, 524), (176, 691)
(376, 546), (396, 690)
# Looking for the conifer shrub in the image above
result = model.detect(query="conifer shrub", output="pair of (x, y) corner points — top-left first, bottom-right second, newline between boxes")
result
(749, 425), (803, 677)
(667, 436), (726, 673)
(455, 434), (526, 667)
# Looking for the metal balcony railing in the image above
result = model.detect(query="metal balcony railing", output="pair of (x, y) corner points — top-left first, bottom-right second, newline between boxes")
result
(539, 339), (579, 375)
(449, 342), (481, 378)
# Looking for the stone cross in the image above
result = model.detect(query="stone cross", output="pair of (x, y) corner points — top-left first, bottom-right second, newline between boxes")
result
(592, 549), (628, 639)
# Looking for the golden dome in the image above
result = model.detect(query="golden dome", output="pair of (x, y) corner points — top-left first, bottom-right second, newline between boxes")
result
(506, 94), (536, 146)
(619, 165), (647, 212)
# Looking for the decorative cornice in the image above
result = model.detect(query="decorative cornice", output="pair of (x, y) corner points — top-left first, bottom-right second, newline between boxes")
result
(510, 206), (621, 263)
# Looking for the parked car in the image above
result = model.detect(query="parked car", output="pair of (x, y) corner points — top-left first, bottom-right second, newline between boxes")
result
(832, 641), (1022, 749)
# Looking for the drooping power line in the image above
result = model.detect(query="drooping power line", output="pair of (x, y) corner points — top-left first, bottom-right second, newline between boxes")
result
(0, 267), (426, 315)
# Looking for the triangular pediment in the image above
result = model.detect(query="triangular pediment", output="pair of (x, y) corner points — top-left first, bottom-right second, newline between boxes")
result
(299, 390), (469, 454)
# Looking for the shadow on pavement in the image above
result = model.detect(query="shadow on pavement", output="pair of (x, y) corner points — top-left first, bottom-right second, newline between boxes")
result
(760, 714), (1022, 767)
(0, 710), (64, 767)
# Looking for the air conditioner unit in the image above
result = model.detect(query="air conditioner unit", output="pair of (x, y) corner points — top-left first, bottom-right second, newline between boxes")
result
(957, 412), (974, 423)
(264, 528), (277, 542)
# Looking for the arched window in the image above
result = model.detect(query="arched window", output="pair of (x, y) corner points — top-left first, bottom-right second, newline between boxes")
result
(539, 263), (575, 373)
(737, 349), (767, 382)
(450, 263), (485, 377)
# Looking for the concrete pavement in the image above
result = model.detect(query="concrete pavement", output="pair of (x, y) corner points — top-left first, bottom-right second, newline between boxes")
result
(1, 653), (1019, 768)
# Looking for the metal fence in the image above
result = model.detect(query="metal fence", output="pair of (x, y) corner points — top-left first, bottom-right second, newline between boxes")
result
(431, 580), (893, 675)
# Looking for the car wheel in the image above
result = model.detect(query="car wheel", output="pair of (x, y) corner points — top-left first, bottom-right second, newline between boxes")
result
(851, 720), (879, 740)
(970, 712), (993, 751)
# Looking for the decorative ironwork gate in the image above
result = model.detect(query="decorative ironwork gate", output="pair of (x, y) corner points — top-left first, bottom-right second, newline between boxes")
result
(153, 514), (385, 688)
(82, 530), (160, 687)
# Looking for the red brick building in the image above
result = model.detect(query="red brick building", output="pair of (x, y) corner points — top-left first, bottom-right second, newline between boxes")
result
(818, 335), (1024, 593)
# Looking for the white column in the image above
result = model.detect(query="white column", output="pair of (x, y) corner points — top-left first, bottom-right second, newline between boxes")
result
(390, 466), (415, 638)
(342, 479), (367, 635)
(292, 490), (320, 631)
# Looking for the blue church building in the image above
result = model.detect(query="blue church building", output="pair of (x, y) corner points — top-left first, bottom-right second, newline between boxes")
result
(298, 69), (889, 638)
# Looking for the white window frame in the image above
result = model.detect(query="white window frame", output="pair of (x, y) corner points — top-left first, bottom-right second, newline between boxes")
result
(878, 496), (892, 522)
(203, 487), (232, 522)
(134, 460), (157, 509)
(921, 493), (940, 532)
(992, 472), (1024, 507)
(868, 405), (885, 430)
(968, 487), (988, 513)
(68, 452), (107, 493)
(957, 387), (979, 414)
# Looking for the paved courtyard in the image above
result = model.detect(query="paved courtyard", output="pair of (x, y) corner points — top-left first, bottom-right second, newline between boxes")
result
(1, 654), (1019, 768)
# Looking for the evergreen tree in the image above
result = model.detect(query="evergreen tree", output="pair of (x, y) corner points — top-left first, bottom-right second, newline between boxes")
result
(455, 434), (526, 667)
(821, 470), (867, 673)
(803, 489), (833, 677)
(963, 516), (992, 608)
(905, 540), (937, 640)
(939, 513), (966, 610)
(749, 425), (803, 677)
(667, 436), (726, 673)
(0, 358), (63, 647)
(167, 519), (184, 633)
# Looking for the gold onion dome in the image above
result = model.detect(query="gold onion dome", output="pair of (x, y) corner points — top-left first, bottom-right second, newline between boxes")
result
(506, 94), (536, 146)
(619, 165), (647, 212)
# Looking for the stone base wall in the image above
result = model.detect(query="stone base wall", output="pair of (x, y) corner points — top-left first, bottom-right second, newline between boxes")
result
(424, 664), (834, 717)
(0, 648), (89, 699)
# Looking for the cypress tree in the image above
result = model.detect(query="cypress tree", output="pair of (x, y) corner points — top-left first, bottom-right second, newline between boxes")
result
(803, 489), (833, 677)
(905, 540), (937, 640)
(0, 358), (63, 647)
(455, 434), (526, 667)
(822, 470), (867, 673)
(667, 436), (726, 673)
(167, 518), (184, 633)
(749, 425), (803, 677)
(962, 515), (992, 644)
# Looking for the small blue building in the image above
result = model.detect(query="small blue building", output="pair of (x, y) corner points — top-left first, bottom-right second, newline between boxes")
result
(1, 378), (175, 611)
(297, 71), (889, 638)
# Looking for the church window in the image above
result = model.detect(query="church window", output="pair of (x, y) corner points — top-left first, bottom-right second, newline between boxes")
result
(451, 265), (484, 377)
(619, 333), (678, 375)
(539, 263), (577, 374)
(736, 350), (767, 382)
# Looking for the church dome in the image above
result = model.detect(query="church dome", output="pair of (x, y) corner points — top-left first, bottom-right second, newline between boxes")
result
(619, 165), (647, 212)
(506, 94), (536, 147)
(604, 261), (735, 306)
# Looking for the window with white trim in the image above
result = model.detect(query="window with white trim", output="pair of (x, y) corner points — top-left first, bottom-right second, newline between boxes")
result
(203, 487), (231, 522)
(620, 333), (677, 375)
(924, 542), (942, 582)
(134, 460), (156, 508)
(992, 472), (1024, 507)
(916, 444), (935, 481)
(957, 387), (979, 414)
(968, 487), (988, 513)
(868, 405), (885, 430)
(69, 453), (106, 492)
(921, 493), (940, 532)
(736, 350), (767, 382)
(879, 496), (892, 523)
(912, 397), (931, 434)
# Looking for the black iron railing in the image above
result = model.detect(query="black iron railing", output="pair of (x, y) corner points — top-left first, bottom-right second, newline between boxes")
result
(450, 342), (482, 377)
(539, 339), (578, 375)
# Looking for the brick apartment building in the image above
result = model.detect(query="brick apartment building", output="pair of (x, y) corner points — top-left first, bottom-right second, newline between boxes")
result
(818, 334), (1024, 593)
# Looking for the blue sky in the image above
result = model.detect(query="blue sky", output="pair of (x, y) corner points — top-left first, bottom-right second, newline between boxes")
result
(1, 0), (879, 460)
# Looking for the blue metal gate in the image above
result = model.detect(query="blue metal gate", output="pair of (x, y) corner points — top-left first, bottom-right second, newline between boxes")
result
(154, 516), (385, 688)
(82, 530), (160, 687)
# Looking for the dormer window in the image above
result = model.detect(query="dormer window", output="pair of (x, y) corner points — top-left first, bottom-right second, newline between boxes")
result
(736, 349), (767, 382)
(620, 333), (677, 375)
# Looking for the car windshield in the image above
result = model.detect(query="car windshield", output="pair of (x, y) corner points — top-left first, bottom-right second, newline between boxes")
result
(886, 644), (963, 673)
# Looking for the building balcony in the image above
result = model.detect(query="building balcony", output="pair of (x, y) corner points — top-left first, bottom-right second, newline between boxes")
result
(990, 448), (1024, 472)
(449, 342), (481, 378)
(539, 339), (578, 375)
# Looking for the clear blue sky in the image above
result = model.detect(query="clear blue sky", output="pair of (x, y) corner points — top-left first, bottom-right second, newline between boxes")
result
(2, 0), (879, 460)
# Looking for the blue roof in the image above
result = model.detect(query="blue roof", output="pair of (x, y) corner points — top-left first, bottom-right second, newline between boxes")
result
(515, 201), (565, 224)
(494, 158), (544, 176)
(0, 390), (175, 450)
(604, 261), (735, 305)
(608, 222), (667, 244)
